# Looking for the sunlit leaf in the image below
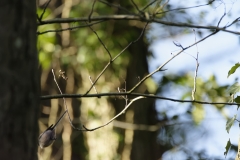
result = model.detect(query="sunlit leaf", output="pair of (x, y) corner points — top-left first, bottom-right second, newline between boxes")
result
(226, 114), (236, 133)
(227, 62), (240, 78)
(224, 139), (231, 158)
(227, 82), (240, 95)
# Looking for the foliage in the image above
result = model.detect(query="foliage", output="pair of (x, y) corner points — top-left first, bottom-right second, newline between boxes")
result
(224, 139), (232, 158)
(228, 63), (240, 78)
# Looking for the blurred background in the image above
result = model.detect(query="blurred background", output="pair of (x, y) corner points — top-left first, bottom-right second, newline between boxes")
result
(37, 0), (240, 159)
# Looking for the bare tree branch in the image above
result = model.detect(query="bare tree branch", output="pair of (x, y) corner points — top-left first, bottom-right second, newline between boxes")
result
(82, 96), (145, 131)
(37, 20), (105, 35)
(87, 22), (112, 60)
(157, 0), (215, 15)
(130, 0), (142, 14)
(98, 0), (133, 14)
(84, 22), (149, 95)
(142, 0), (158, 11)
(128, 30), (218, 93)
(88, 0), (97, 22)
(89, 76), (98, 94)
(41, 92), (240, 106)
(37, 15), (240, 35)
(37, 0), (52, 22)
(192, 29), (199, 101)
(52, 69), (85, 131)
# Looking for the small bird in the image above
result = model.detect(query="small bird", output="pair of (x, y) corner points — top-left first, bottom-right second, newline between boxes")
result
(38, 110), (67, 148)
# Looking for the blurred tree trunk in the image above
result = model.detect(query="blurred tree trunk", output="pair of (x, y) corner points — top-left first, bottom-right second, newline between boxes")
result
(111, 23), (164, 159)
(127, 30), (162, 160)
(108, 1), (165, 159)
(0, 0), (39, 159)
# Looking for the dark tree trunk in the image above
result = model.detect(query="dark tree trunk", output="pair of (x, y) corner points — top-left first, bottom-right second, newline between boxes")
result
(111, 21), (164, 159)
(126, 28), (162, 160)
(0, 0), (39, 159)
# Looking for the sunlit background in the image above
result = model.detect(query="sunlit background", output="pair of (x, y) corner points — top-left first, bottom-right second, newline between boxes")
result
(149, 0), (240, 159)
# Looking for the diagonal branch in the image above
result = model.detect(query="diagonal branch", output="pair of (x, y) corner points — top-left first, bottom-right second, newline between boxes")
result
(37, 0), (52, 23)
(84, 22), (149, 95)
(87, 22), (112, 60)
(82, 96), (145, 131)
(128, 30), (219, 93)
(98, 0), (133, 14)
(130, 0), (142, 14)
(37, 20), (105, 35)
(52, 69), (85, 131)
(88, 0), (97, 22)
(157, 0), (215, 15)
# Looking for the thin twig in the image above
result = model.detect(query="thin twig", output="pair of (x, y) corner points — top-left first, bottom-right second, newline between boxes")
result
(128, 30), (218, 93)
(118, 80), (128, 103)
(84, 22), (149, 95)
(41, 92), (240, 106)
(157, 0), (215, 15)
(191, 29), (199, 101)
(87, 22), (112, 60)
(37, 20), (105, 35)
(130, 0), (142, 13)
(52, 69), (85, 131)
(89, 76), (98, 94)
(142, 0), (158, 11)
(98, 0), (133, 14)
(217, 3), (226, 27)
(38, 0), (52, 23)
(88, 0), (97, 22)
(83, 96), (145, 131)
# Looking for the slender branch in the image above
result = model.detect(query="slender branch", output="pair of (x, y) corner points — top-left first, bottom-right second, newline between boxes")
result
(87, 22), (112, 60)
(82, 96), (145, 131)
(84, 22), (149, 95)
(142, 0), (158, 11)
(52, 69), (85, 131)
(192, 29), (199, 101)
(41, 92), (240, 106)
(38, 0), (52, 22)
(128, 30), (218, 93)
(157, 0), (215, 15)
(226, 16), (240, 28)
(217, 3), (226, 27)
(89, 76), (98, 94)
(37, 15), (240, 35)
(37, 20), (105, 35)
(88, 0), (97, 22)
(98, 0), (133, 14)
(130, 0), (142, 13)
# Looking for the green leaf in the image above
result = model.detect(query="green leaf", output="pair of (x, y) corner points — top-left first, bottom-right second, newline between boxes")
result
(235, 96), (240, 103)
(227, 62), (240, 78)
(224, 139), (231, 158)
(227, 82), (240, 95)
(226, 114), (236, 133)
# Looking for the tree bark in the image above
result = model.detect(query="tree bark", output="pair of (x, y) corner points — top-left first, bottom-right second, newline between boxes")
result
(0, 0), (39, 159)
(126, 29), (162, 160)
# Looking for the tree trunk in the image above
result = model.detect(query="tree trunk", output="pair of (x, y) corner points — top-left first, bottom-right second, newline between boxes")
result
(0, 0), (39, 159)
(126, 28), (162, 160)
